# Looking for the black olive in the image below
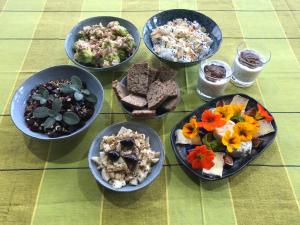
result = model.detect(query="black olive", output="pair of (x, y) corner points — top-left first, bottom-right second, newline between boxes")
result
(123, 154), (138, 165)
(107, 151), (120, 161)
(120, 139), (135, 148)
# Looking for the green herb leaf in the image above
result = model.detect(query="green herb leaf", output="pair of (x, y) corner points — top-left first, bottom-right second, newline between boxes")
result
(70, 84), (80, 92)
(55, 113), (62, 121)
(85, 93), (97, 103)
(33, 107), (49, 118)
(42, 117), (56, 130)
(81, 89), (90, 95)
(52, 98), (62, 113)
(63, 112), (80, 125)
(59, 85), (74, 94)
(48, 109), (56, 117)
(48, 95), (55, 101)
(32, 94), (47, 105)
(74, 91), (84, 101)
(71, 76), (82, 88)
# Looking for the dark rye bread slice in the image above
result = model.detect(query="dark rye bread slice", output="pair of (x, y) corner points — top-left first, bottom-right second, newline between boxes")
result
(121, 94), (147, 109)
(157, 66), (177, 82)
(163, 80), (179, 98)
(132, 109), (156, 118)
(161, 95), (181, 112)
(112, 80), (129, 100)
(148, 68), (158, 85)
(127, 62), (149, 96)
(147, 80), (168, 109)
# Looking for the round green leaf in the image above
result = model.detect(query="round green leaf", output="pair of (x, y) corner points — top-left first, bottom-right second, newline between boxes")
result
(59, 85), (74, 94)
(55, 113), (62, 121)
(85, 93), (97, 103)
(81, 89), (90, 95)
(70, 84), (80, 92)
(32, 94), (47, 104)
(52, 98), (62, 113)
(71, 76), (82, 88)
(42, 117), (56, 130)
(48, 109), (56, 117)
(63, 112), (80, 125)
(33, 107), (49, 118)
(74, 91), (84, 101)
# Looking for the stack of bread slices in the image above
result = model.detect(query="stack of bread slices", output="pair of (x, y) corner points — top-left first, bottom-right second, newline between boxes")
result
(112, 62), (180, 117)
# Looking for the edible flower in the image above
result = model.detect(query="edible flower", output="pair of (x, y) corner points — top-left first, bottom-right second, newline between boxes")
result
(222, 130), (241, 152)
(233, 122), (258, 141)
(215, 105), (234, 121)
(197, 110), (226, 131)
(231, 104), (244, 116)
(243, 115), (260, 128)
(187, 145), (215, 170)
(182, 117), (199, 139)
(256, 104), (273, 122)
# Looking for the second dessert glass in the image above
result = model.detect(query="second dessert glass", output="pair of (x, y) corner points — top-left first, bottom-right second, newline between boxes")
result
(231, 42), (271, 87)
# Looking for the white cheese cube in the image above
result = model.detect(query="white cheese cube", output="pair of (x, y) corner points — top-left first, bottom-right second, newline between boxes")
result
(175, 129), (192, 144)
(202, 152), (225, 177)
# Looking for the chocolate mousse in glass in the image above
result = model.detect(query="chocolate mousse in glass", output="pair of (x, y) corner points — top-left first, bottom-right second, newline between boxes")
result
(231, 42), (271, 87)
(197, 60), (232, 101)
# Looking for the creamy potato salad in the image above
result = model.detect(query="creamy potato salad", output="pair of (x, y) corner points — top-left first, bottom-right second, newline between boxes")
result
(74, 21), (136, 68)
(92, 127), (160, 189)
(151, 18), (213, 62)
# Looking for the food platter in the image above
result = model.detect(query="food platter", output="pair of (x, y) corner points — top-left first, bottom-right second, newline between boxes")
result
(170, 94), (277, 180)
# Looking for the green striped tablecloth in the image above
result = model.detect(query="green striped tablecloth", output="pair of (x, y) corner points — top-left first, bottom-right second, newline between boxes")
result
(0, 0), (300, 224)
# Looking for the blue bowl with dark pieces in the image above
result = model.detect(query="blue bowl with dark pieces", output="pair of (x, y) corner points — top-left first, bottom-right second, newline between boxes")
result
(10, 65), (104, 140)
(88, 121), (165, 192)
(143, 9), (222, 66)
(65, 16), (141, 72)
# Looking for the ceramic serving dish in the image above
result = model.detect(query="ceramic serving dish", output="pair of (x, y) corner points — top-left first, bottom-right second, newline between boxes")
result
(65, 16), (140, 72)
(143, 9), (222, 66)
(170, 93), (277, 180)
(88, 121), (165, 192)
(11, 65), (104, 140)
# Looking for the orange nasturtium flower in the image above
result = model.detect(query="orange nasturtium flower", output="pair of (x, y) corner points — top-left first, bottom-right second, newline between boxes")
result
(215, 105), (234, 121)
(187, 145), (215, 170)
(222, 130), (241, 152)
(197, 110), (226, 131)
(233, 122), (258, 141)
(182, 117), (199, 139)
(256, 104), (273, 122)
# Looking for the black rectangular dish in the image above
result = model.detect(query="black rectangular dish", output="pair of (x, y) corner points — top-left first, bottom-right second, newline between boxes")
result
(170, 93), (277, 181)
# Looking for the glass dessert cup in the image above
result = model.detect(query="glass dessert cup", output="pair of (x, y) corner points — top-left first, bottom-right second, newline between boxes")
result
(231, 42), (271, 87)
(197, 59), (232, 101)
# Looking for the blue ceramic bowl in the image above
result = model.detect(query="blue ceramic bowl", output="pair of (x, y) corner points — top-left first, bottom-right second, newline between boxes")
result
(65, 16), (141, 72)
(11, 65), (104, 140)
(143, 9), (222, 66)
(88, 121), (165, 192)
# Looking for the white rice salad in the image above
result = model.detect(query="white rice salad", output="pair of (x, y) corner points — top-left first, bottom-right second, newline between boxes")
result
(92, 127), (160, 189)
(151, 18), (213, 62)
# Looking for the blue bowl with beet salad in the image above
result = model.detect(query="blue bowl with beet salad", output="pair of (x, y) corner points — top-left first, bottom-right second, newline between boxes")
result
(10, 65), (104, 140)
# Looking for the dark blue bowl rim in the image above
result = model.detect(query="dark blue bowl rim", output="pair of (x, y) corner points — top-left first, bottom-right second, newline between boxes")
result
(169, 93), (278, 181)
(143, 9), (223, 65)
(88, 121), (165, 192)
(10, 64), (104, 141)
(65, 16), (141, 70)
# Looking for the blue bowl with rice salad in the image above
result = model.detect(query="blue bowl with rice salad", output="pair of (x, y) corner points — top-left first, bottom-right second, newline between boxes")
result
(143, 9), (222, 66)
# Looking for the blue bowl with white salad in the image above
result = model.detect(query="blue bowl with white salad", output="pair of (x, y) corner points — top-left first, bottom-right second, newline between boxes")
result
(65, 16), (140, 72)
(143, 9), (222, 66)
